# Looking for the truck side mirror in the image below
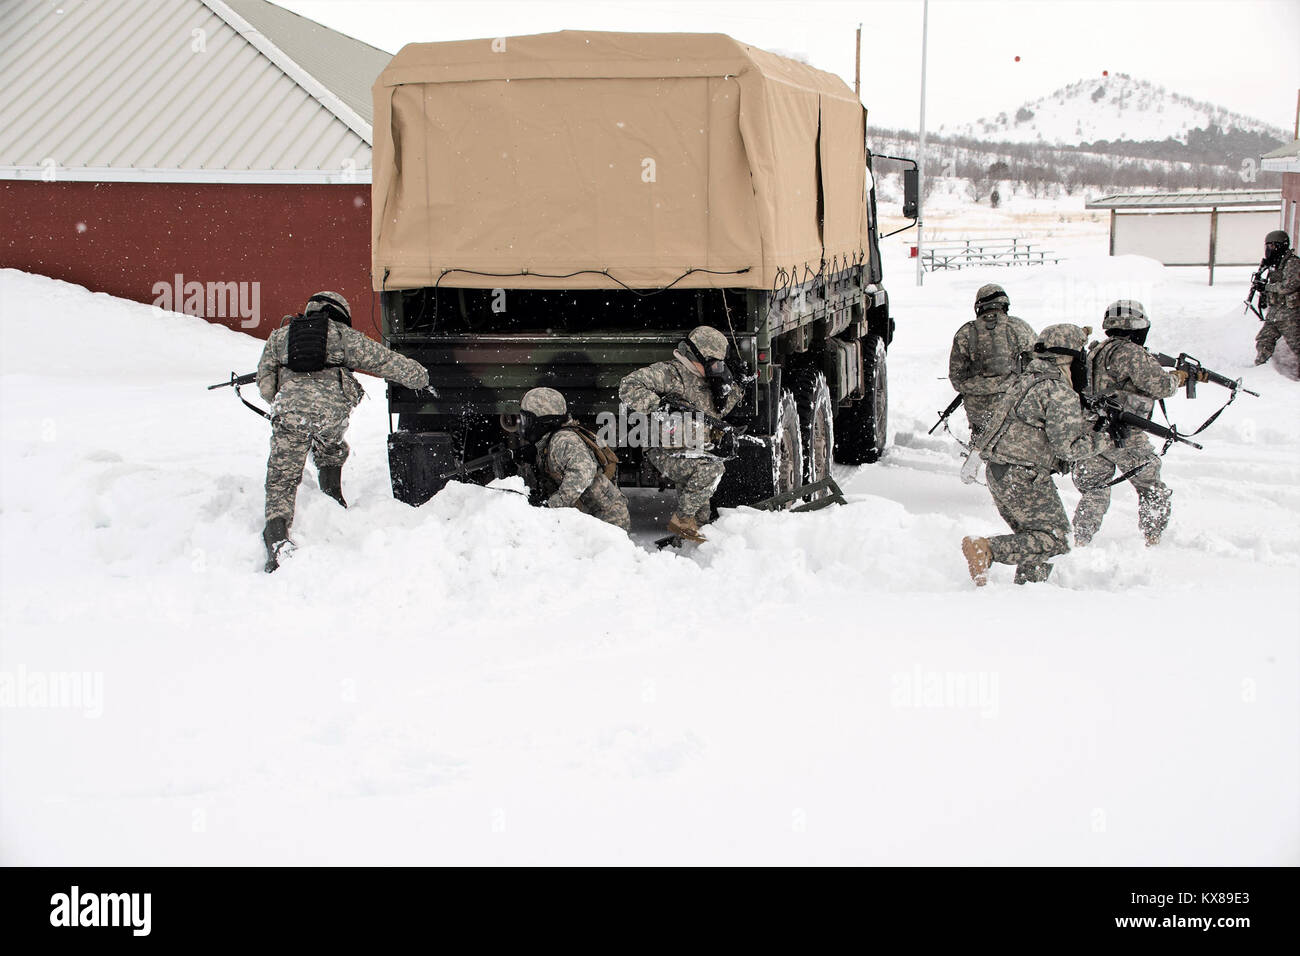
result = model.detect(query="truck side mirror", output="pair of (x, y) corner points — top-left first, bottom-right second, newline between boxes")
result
(903, 168), (918, 220)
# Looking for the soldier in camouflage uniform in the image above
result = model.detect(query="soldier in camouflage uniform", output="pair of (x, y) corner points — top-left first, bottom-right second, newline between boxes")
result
(519, 387), (630, 532)
(962, 324), (1107, 585)
(1255, 230), (1300, 365)
(1070, 300), (1189, 548)
(256, 291), (429, 571)
(948, 283), (1037, 437)
(618, 326), (740, 542)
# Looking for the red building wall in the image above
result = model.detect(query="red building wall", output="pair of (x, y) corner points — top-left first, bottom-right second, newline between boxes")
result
(0, 181), (377, 340)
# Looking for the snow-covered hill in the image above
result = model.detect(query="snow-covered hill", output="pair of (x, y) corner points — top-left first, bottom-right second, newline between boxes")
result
(2, 239), (1297, 864)
(944, 74), (1288, 147)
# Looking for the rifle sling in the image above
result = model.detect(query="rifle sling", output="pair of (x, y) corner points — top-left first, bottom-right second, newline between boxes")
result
(235, 381), (273, 421)
(1159, 389), (1239, 438)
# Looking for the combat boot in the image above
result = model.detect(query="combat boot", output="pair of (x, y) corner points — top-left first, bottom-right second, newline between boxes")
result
(263, 517), (294, 573)
(318, 466), (347, 508)
(961, 536), (992, 586)
(667, 513), (707, 543)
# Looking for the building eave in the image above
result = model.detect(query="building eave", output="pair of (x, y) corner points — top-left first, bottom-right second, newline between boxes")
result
(0, 166), (372, 185)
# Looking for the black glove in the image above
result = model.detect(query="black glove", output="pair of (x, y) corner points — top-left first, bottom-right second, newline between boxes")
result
(710, 428), (738, 458)
(527, 487), (546, 507)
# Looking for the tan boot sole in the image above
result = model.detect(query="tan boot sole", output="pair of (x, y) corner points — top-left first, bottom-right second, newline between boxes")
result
(961, 536), (991, 586)
(667, 517), (706, 543)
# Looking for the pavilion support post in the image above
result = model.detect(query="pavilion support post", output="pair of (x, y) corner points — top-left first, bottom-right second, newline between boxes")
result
(1208, 206), (1218, 286)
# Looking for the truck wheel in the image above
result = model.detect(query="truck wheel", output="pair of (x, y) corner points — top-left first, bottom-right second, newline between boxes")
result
(787, 367), (834, 486)
(770, 389), (804, 505)
(833, 334), (888, 464)
(713, 389), (803, 509)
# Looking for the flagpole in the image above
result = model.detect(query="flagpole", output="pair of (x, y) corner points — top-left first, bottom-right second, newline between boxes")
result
(916, 0), (929, 286)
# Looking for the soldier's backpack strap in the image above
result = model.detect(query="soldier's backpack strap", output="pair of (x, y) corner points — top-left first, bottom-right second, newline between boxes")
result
(974, 368), (1055, 459)
(559, 423), (619, 481)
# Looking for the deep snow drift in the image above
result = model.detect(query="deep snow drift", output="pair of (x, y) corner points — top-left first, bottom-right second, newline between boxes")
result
(1, 242), (1296, 864)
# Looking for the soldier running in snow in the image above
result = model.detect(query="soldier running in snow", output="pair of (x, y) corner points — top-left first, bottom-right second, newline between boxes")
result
(257, 291), (429, 571)
(1071, 300), (1193, 547)
(518, 387), (630, 532)
(618, 326), (740, 542)
(1254, 230), (1300, 366)
(962, 324), (1108, 585)
(948, 283), (1036, 438)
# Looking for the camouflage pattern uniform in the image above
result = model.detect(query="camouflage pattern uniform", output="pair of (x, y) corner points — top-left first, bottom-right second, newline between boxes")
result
(949, 289), (1036, 437)
(536, 427), (631, 531)
(1255, 251), (1300, 364)
(973, 332), (1103, 583)
(1070, 337), (1178, 545)
(619, 355), (740, 524)
(257, 312), (428, 526)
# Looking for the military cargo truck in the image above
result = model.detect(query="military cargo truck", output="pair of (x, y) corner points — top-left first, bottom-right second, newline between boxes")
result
(371, 31), (915, 508)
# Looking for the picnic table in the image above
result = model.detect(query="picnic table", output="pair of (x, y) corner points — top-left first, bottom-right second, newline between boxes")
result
(916, 237), (1063, 271)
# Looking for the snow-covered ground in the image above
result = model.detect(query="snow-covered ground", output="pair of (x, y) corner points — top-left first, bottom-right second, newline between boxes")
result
(2, 227), (1296, 864)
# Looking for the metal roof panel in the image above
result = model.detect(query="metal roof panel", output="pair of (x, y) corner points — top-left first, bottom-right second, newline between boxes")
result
(0, 0), (378, 180)
(1085, 189), (1283, 210)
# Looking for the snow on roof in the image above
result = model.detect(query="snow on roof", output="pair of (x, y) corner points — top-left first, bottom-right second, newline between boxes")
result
(0, 0), (392, 183)
(1261, 139), (1300, 173)
(1086, 189), (1283, 210)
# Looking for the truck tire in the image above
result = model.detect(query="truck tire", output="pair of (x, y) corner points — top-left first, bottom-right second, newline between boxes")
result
(713, 389), (803, 509)
(833, 333), (888, 464)
(770, 389), (804, 503)
(786, 367), (834, 486)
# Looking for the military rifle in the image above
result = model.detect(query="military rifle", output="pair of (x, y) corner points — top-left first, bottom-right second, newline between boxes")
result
(208, 371), (257, 390)
(659, 398), (743, 435)
(1148, 352), (1259, 400)
(207, 371), (271, 420)
(657, 399), (746, 457)
(440, 444), (524, 482)
(928, 394), (963, 435)
(1244, 259), (1270, 320)
(1083, 395), (1203, 451)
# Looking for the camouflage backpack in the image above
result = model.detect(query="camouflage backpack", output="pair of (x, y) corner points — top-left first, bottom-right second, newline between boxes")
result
(974, 366), (1059, 461)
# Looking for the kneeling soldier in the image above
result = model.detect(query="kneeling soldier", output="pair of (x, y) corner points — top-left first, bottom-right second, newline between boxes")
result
(618, 326), (740, 542)
(519, 387), (630, 532)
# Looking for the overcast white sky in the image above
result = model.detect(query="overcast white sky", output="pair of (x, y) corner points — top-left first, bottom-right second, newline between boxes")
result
(278, 0), (1299, 133)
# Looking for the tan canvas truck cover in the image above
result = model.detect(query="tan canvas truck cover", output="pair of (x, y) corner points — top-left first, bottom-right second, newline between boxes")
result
(372, 31), (869, 292)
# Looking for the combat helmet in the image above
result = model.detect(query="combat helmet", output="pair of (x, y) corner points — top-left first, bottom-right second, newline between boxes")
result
(973, 283), (1010, 315)
(520, 387), (567, 417)
(681, 326), (729, 362)
(1033, 323), (1089, 363)
(1265, 230), (1291, 261)
(518, 387), (569, 443)
(1102, 299), (1150, 332)
(305, 291), (352, 327)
